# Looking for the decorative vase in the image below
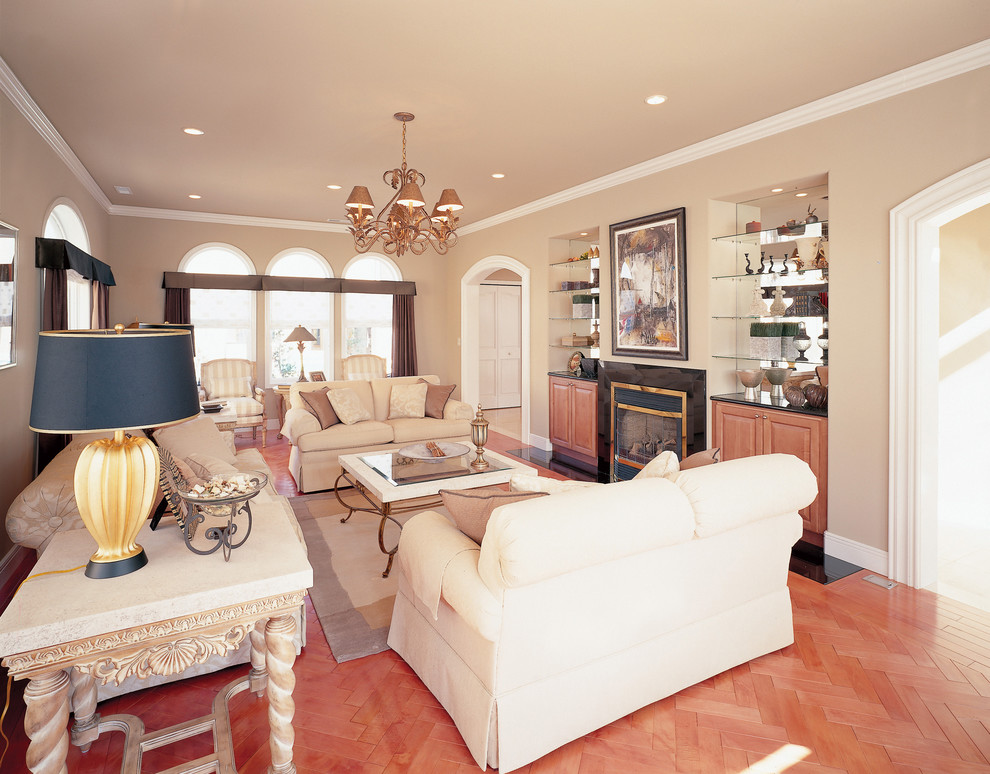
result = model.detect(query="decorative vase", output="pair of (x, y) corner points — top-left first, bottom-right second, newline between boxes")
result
(749, 281), (768, 316)
(591, 321), (600, 348)
(793, 236), (820, 273)
(804, 382), (828, 409)
(736, 369), (764, 401)
(764, 367), (792, 400)
(793, 321), (812, 362)
(784, 385), (807, 407)
(769, 286), (788, 316)
(817, 322), (829, 365)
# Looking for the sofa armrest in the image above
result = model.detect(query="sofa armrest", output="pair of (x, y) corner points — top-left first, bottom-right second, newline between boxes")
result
(443, 398), (474, 421)
(281, 407), (320, 444)
(399, 511), (501, 641)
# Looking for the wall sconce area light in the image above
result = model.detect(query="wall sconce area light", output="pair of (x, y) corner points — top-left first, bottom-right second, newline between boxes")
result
(29, 325), (200, 578)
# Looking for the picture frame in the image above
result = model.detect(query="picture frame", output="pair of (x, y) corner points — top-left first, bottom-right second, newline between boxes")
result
(309, 370), (326, 382)
(609, 207), (687, 360)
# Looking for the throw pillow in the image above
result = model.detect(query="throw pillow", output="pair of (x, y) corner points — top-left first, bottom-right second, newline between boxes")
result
(440, 488), (548, 545)
(680, 447), (720, 469)
(509, 474), (602, 494)
(388, 382), (428, 419)
(152, 414), (237, 465)
(157, 447), (190, 529)
(419, 379), (456, 419)
(185, 453), (240, 480)
(328, 387), (372, 425)
(634, 450), (680, 481)
(209, 376), (252, 399)
(300, 387), (339, 429)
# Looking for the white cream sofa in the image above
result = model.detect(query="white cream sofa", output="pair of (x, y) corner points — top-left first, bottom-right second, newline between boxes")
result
(280, 374), (474, 493)
(5, 416), (308, 700)
(387, 453), (817, 772)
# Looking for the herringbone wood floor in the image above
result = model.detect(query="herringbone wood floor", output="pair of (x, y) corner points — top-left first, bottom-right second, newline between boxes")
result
(3, 435), (990, 772)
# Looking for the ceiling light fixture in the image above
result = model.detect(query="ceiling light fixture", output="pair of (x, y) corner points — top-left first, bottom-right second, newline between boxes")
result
(645, 95), (667, 105)
(188, 194), (202, 199)
(114, 186), (133, 195)
(771, 187), (784, 193)
(327, 184), (342, 190)
(183, 127), (205, 136)
(345, 112), (462, 257)
(491, 173), (505, 179)
(795, 192), (809, 197)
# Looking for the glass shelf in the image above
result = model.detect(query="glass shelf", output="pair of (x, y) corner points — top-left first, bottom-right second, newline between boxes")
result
(550, 345), (600, 352)
(712, 353), (827, 366)
(550, 286), (600, 294)
(550, 316), (600, 322)
(712, 314), (827, 320)
(550, 257), (595, 268)
(712, 268), (828, 283)
(713, 220), (828, 245)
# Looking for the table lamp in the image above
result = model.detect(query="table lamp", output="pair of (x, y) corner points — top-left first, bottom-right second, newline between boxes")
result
(283, 325), (316, 381)
(29, 325), (200, 579)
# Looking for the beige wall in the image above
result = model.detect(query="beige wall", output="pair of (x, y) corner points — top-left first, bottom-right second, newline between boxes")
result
(452, 66), (990, 554)
(2, 65), (989, 563)
(0, 91), (111, 557)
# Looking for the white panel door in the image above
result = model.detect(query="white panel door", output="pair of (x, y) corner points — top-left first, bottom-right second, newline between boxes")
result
(478, 285), (498, 409)
(496, 286), (522, 407)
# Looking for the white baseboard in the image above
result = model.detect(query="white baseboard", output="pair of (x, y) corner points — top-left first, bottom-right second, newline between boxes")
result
(528, 434), (552, 452)
(824, 531), (888, 576)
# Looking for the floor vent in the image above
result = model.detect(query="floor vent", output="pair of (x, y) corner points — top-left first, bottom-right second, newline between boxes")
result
(864, 574), (896, 590)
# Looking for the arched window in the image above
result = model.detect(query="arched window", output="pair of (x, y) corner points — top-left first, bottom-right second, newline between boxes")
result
(266, 249), (333, 384)
(44, 201), (91, 329)
(342, 255), (400, 373)
(180, 243), (256, 373)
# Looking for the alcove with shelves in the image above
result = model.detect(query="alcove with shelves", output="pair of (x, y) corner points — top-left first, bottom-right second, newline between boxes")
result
(547, 231), (601, 373)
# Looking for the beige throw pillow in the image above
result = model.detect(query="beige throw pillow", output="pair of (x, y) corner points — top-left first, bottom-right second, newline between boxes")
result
(328, 387), (372, 425)
(388, 382), (428, 419)
(300, 387), (339, 429)
(440, 488), (548, 544)
(419, 380), (456, 419)
(634, 451), (680, 481)
(185, 453), (240, 480)
(153, 414), (237, 465)
(510, 474), (602, 494)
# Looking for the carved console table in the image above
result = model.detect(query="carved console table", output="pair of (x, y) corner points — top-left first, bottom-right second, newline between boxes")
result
(0, 495), (313, 774)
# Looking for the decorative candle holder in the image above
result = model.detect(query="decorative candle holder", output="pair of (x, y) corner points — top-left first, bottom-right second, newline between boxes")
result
(470, 404), (490, 471)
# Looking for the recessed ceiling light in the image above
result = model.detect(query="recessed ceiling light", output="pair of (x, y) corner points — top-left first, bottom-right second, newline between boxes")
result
(183, 127), (205, 136)
(188, 194), (202, 199)
(771, 187), (784, 193)
(491, 173), (505, 179)
(645, 95), (667, 105)
(327, 184), (342, 190)
(114, 185), (132, 195)
(795, 192), (809, 197)
(579, 232), (589, 237)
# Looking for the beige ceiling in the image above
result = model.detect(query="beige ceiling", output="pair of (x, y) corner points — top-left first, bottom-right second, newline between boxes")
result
(1, 2), (988, 228)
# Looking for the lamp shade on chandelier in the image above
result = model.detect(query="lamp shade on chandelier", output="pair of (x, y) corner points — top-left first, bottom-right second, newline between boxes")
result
(345, 113), (463, 257)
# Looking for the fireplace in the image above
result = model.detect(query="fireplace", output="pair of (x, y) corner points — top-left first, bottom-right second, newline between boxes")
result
(596, 361), (706, 482)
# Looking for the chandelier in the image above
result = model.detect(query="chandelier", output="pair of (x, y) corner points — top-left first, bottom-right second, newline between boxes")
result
(345, 112), (463, 257)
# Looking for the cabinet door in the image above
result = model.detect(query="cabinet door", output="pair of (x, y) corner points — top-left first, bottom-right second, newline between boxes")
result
(548, 377), (573, 447)
(712, 401), (763, 460)
(569, 380), (598, 459)
(764, 411), (828, 535)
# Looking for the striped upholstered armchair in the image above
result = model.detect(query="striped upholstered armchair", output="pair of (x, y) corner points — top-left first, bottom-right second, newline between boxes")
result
(199, 358), (267, 446)
(341, 354), (387, 380)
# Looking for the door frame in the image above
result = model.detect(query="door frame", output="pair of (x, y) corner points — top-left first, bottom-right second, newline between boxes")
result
(889, 157), (990, 587)
(460, 256), (531, 445)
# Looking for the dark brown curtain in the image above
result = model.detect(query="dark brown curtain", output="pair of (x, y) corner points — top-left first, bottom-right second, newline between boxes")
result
(42, 268), (68, 331)
(93, 281), (110, 328)
(164, 287), (191, 324)
(391, 294), (418, 377)
(39, 268), (70, 472)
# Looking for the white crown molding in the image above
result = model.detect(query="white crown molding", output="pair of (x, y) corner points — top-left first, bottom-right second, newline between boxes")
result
(460, 38), (990, 236)
(4, 39), (989, 234)
(107, 204), (350, 233)
(0, 56), (112, 211)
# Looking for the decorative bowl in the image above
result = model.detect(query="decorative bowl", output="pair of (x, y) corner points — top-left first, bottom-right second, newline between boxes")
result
(735, 369), (764, 401)
(764, 367), (793, 399)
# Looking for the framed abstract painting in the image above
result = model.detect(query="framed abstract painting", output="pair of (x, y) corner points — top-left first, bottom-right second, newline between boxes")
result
(609, 207), (687, 360)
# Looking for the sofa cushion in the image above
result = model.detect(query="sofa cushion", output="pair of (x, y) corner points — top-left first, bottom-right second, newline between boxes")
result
(371, 375), (439, 420)
(209, 376), (252, 399)
(329, 387), (373, 424)
(387, 417), (473, 444)
(389, 382), (428, 419)
(153, 414), (237, 465)
(186, 453), (240, 480)
(295, 420), (395, 452)
(634, 451), (680, 481)
(226, 396), (264, 418)
(509, 474), (601, 494)
(300, 387), (339, 429)
(441, 487), (548, 545)
(419, 380), (456, 419)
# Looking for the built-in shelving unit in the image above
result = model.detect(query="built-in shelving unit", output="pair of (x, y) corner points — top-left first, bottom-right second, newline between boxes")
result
(548, 237), (600, 372)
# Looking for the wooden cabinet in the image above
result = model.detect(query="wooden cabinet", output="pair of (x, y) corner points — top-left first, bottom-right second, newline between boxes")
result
(549, 375), (598, 471)
(712, 398), (828, 542)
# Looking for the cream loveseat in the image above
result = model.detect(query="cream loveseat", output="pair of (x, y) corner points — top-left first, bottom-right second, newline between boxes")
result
(5, 414), (308, 699)
(387, 453), (817, 772)
(280, 374), (474, 493)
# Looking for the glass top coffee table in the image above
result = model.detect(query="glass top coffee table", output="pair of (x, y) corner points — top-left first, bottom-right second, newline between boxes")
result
(334, 447), (537, 577)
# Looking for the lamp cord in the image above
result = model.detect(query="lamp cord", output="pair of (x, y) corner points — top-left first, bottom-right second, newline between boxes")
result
(0, 563), (86, 769)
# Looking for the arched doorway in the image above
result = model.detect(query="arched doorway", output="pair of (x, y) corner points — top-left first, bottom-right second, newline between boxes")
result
(460, 256), (531, 445)
(889, 157), (990, 587)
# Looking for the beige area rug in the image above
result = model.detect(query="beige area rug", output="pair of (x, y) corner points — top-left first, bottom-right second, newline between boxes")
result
(290, 491), (437, 662)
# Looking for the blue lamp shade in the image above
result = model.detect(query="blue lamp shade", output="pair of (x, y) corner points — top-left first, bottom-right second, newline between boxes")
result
(30, 327), (200, 433)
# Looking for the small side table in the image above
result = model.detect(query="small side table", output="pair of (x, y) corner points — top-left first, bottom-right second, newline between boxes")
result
(204, 405), (237, 449)
(275, 385), (291, 439)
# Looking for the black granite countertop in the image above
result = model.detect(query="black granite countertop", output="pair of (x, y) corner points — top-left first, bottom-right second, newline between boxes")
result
(712, 392), (828, 418)
(548, 370), (598, 382)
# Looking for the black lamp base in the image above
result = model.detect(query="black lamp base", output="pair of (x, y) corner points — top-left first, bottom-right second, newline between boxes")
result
(85, 548), (148, 579)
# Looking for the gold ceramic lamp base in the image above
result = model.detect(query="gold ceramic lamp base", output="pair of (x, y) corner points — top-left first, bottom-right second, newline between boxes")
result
(74, 429), (157, 579)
